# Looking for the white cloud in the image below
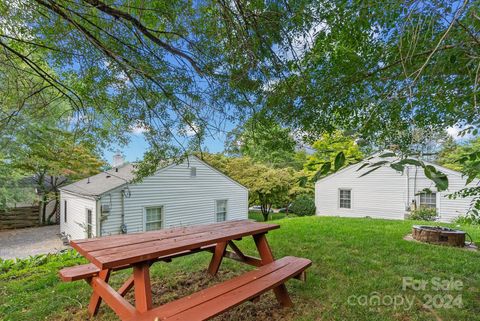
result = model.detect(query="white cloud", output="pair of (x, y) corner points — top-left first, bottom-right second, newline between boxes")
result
(447, 125), (474, 141)
(184, 123), (200, 137)
(130, 121), (148, 135)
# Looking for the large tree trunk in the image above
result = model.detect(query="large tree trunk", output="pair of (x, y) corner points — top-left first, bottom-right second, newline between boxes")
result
(41, 193), (48, 224)
(261, 203), (271, 221)
(46, 192), (59, 224)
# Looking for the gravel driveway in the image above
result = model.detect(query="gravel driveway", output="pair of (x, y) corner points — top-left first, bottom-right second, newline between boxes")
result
(0, 225), (69, 259)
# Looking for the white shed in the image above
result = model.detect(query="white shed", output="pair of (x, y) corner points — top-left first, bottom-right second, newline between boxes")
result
(59, 156), (248, 240)
(315, 154), (478, 222)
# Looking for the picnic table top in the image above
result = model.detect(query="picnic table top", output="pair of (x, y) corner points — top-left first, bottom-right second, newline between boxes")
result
(71, 220), (279, 270)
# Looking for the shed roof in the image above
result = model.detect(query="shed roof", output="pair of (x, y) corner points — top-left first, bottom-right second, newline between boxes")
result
(60, 163), (135, 197)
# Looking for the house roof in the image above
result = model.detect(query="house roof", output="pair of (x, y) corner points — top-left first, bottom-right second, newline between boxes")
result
(59, 155), (248, 198)
(60, 163), (136, 197)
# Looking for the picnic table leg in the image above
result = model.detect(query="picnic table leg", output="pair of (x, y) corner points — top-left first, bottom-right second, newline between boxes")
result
(207, 241), (227, 276)
(88, 269), (111, 316)
(133, 261), (153, 313)
(253, 233), (293, 307)
(118, 275), (135, 297)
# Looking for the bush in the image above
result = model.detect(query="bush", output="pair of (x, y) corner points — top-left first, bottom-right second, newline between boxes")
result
(289, 194), (316, 216)
(453, 212), (480, 225)
(409, 207), (438, 221)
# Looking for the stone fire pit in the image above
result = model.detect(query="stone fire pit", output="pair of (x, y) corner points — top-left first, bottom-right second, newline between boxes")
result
(412, 225), (466, 247)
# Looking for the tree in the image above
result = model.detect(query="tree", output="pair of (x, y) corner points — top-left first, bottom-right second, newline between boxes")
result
(437, 137), (480, 176)
(10, 128), (104, 223)
(304, 131), (364, 181)
(201, 154), (298, 221)
(225, 114), (298, 168)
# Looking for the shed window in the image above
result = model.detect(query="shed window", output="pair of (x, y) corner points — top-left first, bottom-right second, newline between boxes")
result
(339, 189), (351, 209)
(64, 200), (67, 223)
(419, 192), (436, 209)
(145, 207), (163, 231)
(190, 167), (197, 177)
(216, 200), (227, 222)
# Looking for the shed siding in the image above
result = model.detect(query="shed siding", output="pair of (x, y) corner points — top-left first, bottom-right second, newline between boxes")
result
(60, 192), (97, 240)
(315, 164), (406, 220)
(316, 160), (478, 222)
(100, 157), (248, 236)
(405, 166), (477, 222)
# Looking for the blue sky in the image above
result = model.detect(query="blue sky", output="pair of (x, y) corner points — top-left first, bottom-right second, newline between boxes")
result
(102, 131), (228, 164)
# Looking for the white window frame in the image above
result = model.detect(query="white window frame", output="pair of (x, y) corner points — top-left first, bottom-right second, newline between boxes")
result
(418, 192), (437, 209)
(338, 189), (352, 209)
(143, 206), (164, 232)
(85, 208), (93, 238)
(215, 199), (228, 222)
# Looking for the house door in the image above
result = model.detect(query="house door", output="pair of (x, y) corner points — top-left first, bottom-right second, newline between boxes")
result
(86, 209), (93, 238)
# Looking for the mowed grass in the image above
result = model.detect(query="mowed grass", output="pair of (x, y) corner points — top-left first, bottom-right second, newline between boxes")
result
(248, 210), (287, 222)
(1, 216), (480, 321)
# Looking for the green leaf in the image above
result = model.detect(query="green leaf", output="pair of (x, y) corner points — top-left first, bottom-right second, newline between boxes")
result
(312, 162), (331, 182)
(359, 166), (381, 177)
(320, 162), (331, 175)
(334, 152), (345, 171)
(379, 152), (396, 158)
(356, 162), (370, 171)
(466, 174), (476, 186)
(424, 165), (449, 191)
(369, 160), (389, 167)
(398, 158), (423, 167)
(390, 163), (404, 172)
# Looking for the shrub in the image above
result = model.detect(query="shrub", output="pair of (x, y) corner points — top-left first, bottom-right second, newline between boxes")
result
(409, 207), (438, 221)
(453, 212), (480, 225)
(289, 194), (316, 216)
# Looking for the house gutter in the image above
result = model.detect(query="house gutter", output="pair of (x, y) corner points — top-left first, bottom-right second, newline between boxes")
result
(120, 189), (127, 234)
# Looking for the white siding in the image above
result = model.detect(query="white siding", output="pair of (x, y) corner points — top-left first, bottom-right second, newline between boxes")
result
(60, 191), (97, 240)
(405, 166), (478, 222)
(315, 160), (478, 223)
(99, 157), (248, 236)
(315, 163), (406, 220)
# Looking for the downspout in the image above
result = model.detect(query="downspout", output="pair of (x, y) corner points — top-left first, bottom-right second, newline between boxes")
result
(120, 189), (127, 234)
(406, 166), (410, 211)
(96, 196), (101, 237)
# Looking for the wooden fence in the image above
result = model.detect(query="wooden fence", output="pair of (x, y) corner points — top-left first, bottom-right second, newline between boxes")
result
(0, 206), (41, 230)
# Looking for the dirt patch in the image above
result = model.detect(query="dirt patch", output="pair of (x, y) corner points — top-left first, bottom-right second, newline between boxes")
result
(53, 269), (310, 321)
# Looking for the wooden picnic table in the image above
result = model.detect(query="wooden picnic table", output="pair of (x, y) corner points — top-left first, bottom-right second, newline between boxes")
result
(63, 220), (309, 321)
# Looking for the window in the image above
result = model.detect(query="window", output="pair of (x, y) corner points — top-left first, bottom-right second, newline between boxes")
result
(190, 167), (197, 177)
(339, 189), (351, 209)
(216, 200), (227, 222)
(419, 192), (436, 209)
(145, 207), (163, 231)
(64, 200), (67, 223)
(86, 209), (93, 238)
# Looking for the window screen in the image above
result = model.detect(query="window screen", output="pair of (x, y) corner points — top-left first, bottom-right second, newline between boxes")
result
(339, 189), (351, 209)
(216, 200), (227, 222)
(419, 192), (436, 209)
(145, 207), (163, 231)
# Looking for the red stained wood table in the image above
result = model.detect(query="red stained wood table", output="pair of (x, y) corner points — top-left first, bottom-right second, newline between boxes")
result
(70, 220), (289, 321)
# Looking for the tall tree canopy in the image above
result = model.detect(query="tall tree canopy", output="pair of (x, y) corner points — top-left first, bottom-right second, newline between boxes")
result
(225, 114), (299, 168)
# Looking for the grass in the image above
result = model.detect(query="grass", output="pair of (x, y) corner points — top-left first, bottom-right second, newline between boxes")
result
(1, 216), (480, 321)
(248, 210), (287, 222)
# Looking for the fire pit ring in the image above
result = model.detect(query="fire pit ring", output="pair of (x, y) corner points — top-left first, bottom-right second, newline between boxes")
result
(412, 225), (466, 247)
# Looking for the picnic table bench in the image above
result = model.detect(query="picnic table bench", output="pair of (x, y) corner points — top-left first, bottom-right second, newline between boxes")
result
(59, 220), (311, 321)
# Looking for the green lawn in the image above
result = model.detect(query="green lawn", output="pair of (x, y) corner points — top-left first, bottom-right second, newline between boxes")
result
(248, 210), (287, 222)
(1, 217), (480, 321)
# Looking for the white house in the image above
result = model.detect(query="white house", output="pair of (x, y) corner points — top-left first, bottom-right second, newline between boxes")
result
(315, 155), (478, 222)
(59, 155), (248, 240)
